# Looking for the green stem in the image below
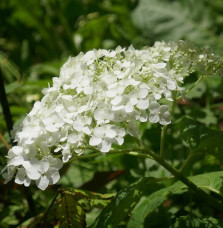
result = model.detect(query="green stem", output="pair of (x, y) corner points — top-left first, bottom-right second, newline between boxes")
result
(179, 150), (194, 173)
(69, 147), (154, 163)
(160, 125), (167, 158)
(160, 92), (176, 158)
(210, 102), (223, 109)
(176, 75), (205, 100)
(142, 148), (223, 210)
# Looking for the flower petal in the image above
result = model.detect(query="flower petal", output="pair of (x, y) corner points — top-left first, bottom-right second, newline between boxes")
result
(36, 175), (49, 190)
(47, 168), (60, 185)
(38, 160), (49, 173)
(89, 136), (102, 146)
(127, 122), (140, 138)
(26, 168), (41, 180)
(15, 168), (26, 185)
(149, 102), (160, 113)
(149, 113), (159, 123)
(99, 139), (111, 152)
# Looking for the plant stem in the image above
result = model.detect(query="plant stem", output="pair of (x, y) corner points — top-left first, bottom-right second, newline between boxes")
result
(41, 190), (60, 227)
(176, 75), (205, 100)
(143, 148), (223, 210)
(160, 125), (167, 158)
(179, 150), (194, 173)
(69, 148), (153, 163)
(160, 92), (176, 158)
(0, 132), (10, 150)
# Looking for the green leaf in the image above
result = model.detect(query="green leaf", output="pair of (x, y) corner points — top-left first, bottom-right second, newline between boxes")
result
(127, 189), (168, 228)
(127, 171), (223, 228)
(179, 117), (223, 155)
(90, 178), (162, 228)
(5, 82), (22, 94)
(0, 52), (21, 82)
(172, 214), (223, 228)
(56, 193), (86, 228)
(58, 162), (94, 188)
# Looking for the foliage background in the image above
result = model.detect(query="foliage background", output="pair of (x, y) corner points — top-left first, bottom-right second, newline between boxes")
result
(0, 0), (223, 227)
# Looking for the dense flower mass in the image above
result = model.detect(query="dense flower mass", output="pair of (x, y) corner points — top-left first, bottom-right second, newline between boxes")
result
(2, 41), (222, 190)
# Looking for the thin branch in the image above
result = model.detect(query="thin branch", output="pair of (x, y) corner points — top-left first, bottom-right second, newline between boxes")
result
(68, 147), (154, 163)
(179, 150), (194, 173)
(0, 132), (10, 150)
(176, 75), (205, 100)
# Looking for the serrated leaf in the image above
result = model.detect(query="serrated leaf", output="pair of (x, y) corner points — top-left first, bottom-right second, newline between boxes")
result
(179, 117), (223, 155)
(127, 171), (223, 228)
(56, 194), (86, 228)
(172, 214), (223, 228)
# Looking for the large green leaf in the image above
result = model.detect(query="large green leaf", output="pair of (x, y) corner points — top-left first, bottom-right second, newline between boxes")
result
(172, 214), (223, 228)
(90, 177), (162, 228)
(127, 171), (223, 228)
(179, 117), (223, 155)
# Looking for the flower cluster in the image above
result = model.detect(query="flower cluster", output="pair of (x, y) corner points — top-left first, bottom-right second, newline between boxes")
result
(2, 41), (222, 190)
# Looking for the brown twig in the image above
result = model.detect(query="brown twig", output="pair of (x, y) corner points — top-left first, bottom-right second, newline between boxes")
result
(0, 132), (10, 150)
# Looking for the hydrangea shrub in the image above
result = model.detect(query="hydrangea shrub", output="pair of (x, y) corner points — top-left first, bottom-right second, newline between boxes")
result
(2, 41), (222, 190)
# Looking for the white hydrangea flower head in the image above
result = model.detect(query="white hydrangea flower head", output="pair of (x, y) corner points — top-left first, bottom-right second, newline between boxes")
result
(2, 41), (222, 190)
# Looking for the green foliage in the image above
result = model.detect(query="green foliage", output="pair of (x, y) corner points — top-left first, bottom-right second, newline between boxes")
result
(132, 0), (223, 55)
(172, 214), (223, 228)
(92, 171), (223, 228)
(90, 178), (161, 228)
(56, 194), (86, 228)
(1, 0), (223, 227)
(24, 188), (113, 227)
